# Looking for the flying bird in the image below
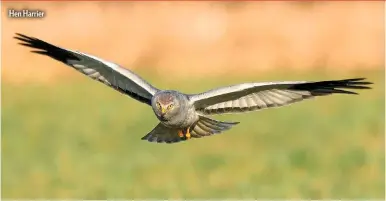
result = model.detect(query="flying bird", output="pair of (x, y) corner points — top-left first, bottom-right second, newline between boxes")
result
(14, 33), (373, 144)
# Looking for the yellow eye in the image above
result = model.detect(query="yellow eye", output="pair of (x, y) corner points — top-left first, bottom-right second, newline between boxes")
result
(156, 102), (161, 109)
(167, 104), (174, 110)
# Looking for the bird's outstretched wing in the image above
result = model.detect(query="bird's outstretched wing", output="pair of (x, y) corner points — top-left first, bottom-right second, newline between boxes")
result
(14, 33), (159, 105)
(189, 78), (372, 115)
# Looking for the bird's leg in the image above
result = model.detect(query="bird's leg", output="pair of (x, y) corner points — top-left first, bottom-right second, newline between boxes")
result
(177, 127), (191, 140)
(178, 130), (184, 138)
(185, 127), (191, 139)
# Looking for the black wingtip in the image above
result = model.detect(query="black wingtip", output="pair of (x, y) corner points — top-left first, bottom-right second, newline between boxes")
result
(14, 33), (25, 39)
(290, 77), (373, 96)
(342, 77), (365, 82)
(14, 32), (80, 63)
(15, 32), (24, 37)
(14, 33), (36, 43)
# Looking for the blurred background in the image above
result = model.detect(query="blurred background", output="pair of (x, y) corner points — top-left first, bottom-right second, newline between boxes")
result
(1, 1), (385, 199)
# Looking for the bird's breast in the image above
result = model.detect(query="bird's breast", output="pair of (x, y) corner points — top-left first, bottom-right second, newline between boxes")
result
(181, 106), (199, 127)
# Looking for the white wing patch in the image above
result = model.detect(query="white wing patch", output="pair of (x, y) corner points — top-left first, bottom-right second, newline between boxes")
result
(72, 64), (111, 84)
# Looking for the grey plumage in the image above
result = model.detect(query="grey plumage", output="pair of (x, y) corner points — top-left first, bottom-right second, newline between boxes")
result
(14, 33), (373, 144)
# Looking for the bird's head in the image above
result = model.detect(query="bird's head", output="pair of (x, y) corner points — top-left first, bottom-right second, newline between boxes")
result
(153, 91), (181, 120)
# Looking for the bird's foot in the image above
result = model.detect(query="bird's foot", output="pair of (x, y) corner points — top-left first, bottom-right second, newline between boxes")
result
(185, 127), (191, 140)
(178, 130), (184, 138)
(178, 127), (191, 140)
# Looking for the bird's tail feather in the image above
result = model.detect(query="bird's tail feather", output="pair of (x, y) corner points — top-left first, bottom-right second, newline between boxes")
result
(141, 116), (239, 144)
(141, 123), (183, 144)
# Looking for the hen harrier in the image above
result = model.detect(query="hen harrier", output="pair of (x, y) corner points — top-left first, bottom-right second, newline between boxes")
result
(14, 33), (372, 144)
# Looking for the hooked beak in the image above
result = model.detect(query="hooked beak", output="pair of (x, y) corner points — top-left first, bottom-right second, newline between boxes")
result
(161, 107), (167, 115)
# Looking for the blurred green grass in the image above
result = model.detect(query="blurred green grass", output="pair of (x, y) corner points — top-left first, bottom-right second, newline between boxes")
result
(2, 70), (385, 199)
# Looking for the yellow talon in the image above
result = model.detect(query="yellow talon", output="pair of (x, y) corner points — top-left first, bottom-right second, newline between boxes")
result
(186, 127), (191, 139)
